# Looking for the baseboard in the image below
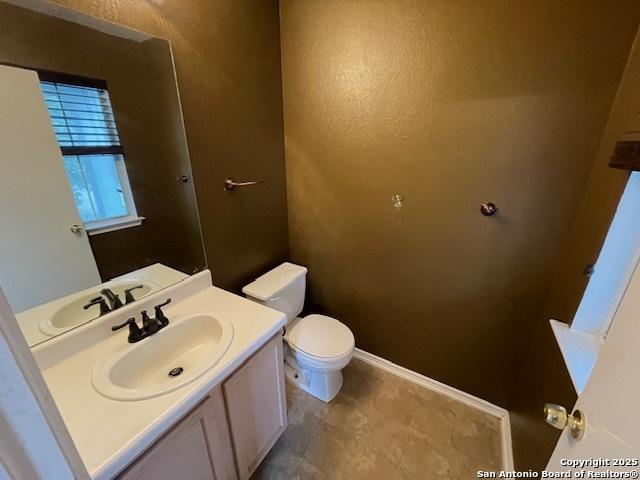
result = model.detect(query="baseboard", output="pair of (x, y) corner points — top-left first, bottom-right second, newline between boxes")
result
(353, 348), (514, 471)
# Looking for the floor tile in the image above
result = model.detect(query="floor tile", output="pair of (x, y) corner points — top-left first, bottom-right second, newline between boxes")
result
(251, 358), (503, 480)
(303, 423), (358, 479)
(399, 426), (451, 478)
(340, 363), (385, 405)
(369, 380), (421, 425)
(320, 391), (372, 434)
(251, 441), (302, 480)
(342, 444), (402, 480)
(358, 412), (409, 464)
(451, 414), (502, 469)
(448, 452), (502, 480)
(281, 383), (325, 456)
(409, 394), (457, 444)
(292, 459), (331, 480)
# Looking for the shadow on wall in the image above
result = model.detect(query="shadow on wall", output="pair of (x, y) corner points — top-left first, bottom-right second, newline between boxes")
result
(509, 320), (578, 470)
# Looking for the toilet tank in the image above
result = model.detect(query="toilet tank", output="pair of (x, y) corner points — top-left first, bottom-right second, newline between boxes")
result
(242, 262), (308, 322)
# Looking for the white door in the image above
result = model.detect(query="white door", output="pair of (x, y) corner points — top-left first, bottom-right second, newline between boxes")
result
(0, 65), (100, 313)
(547, 259), (640, 473)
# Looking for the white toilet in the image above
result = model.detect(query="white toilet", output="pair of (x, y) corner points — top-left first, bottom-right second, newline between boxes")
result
(243, 262), (355, 402)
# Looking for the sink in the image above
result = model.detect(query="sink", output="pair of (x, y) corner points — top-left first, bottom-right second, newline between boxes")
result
(39, 280), (155, 337)
(91, 313), (234, 401)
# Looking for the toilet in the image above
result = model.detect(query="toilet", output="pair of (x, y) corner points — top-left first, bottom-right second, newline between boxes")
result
(243, 262), (355, 402)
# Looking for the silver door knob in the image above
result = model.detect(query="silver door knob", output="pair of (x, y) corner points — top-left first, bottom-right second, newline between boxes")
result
(70, 224), (84, 235)
(544, 403), (585, 440)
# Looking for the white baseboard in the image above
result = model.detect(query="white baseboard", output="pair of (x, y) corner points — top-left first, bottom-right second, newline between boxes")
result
(353, 348), (514, 471)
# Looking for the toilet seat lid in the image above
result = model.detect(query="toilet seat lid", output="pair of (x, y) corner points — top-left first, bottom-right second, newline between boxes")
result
(288, 314), (354, 359)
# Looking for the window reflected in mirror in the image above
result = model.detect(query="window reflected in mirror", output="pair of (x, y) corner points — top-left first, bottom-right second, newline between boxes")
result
(40, 76), (140, 231)
(0, 0), (206, 347)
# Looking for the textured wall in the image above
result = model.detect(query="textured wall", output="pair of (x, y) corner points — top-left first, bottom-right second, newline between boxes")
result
(49, 0), (289, 291)
(511, 27), (640, 469)
(280, 0), (640, 408)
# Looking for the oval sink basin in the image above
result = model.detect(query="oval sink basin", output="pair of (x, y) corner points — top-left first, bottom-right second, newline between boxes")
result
(39, 280), (155, 337)
(91, 314), (234, 401)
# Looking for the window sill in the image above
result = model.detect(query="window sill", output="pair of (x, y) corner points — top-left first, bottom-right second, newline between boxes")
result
(86, 216), (145, 236)
(550, 320), (604, 395)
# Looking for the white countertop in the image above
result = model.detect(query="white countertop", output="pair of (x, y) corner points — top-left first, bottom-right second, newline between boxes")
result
(33, 271), (286, 479)
(17, 263), (188, 347)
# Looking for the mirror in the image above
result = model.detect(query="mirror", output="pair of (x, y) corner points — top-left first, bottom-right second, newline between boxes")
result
(0, 1), (206, 347)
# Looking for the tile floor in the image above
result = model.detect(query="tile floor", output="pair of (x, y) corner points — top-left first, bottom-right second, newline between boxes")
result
(252, 358), (502, 479)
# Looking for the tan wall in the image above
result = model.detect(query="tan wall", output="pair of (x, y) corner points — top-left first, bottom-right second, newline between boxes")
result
(511, 28), (640, 469)
(49, 0), (289, 291)
(280, 0), (640, 407)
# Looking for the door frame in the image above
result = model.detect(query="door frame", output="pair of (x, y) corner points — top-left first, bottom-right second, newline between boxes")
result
(0, 287), (88, 479)
(0, 2), (168, 477)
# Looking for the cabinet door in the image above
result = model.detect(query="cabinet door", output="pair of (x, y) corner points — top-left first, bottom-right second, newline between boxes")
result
(117, 386), (237, 480)
(223, 335), (287, 480)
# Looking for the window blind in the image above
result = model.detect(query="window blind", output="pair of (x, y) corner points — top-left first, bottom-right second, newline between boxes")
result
(37, 73), (135, 224)
(40, 80), (123, 156)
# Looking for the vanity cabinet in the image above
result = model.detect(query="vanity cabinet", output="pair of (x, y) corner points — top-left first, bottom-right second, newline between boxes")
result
(116, 386), (236, 480)
(223, 334), (287, 479)
(117, 334), (286, 480)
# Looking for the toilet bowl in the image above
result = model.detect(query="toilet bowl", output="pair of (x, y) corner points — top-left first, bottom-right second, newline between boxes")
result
(242, 263), (354, 402)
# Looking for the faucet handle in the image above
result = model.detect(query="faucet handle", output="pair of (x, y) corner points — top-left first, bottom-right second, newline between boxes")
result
(111, 317), (144, 343)
(154, 298), (171, 326)
(156, 298), (172, 308)
(83, 296), (110, 316)
(124, 285), (144, 304)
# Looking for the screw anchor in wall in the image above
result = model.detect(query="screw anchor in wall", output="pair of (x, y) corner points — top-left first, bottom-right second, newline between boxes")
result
(392, 194), (404, 209)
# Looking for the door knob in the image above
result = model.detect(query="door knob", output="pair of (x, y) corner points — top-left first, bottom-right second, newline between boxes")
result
(70, 224), (84, 235)
(544, 403), (585, 440)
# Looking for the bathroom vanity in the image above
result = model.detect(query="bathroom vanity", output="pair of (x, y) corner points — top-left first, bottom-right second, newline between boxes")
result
(32, 271), (288, 480)
(118, 334), (286, 480)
